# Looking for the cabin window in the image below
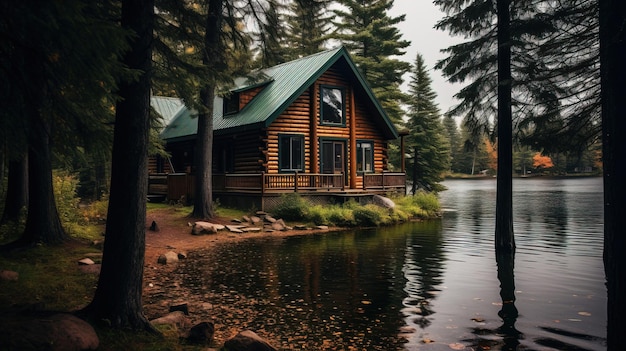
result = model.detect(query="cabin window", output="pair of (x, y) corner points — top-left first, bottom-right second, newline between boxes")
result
(279, 134), (304, 172)
(320, 85), (345, 126)
(223, 91), (240, 115)
(356, 140), (374, 173)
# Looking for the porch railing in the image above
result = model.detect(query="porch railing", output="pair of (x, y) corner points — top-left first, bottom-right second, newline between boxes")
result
(162, 171), (406, 200)
(362, 172), (407, 191)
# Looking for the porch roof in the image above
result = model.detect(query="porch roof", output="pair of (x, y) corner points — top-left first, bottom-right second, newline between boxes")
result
(154, 46), (399, 142)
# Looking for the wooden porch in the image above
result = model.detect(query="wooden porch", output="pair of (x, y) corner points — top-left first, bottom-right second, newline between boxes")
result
(149, 172), (406, 208)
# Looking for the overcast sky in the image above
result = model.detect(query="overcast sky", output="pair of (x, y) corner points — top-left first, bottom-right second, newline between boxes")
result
(389, 0), (462, 116)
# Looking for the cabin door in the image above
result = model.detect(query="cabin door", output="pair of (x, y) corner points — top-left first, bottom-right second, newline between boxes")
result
(321, 140), (346, 181)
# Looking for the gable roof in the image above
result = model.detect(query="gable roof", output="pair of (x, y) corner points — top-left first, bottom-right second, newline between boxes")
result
(154, 46), (399, 141)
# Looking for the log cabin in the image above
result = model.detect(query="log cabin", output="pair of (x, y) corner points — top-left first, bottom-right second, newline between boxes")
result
(149, 46), (406, 210)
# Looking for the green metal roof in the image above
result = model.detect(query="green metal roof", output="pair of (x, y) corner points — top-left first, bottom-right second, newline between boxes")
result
(153, 46), (398, 141)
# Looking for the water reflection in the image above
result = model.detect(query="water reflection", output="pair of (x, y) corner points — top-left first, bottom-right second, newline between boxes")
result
(170, 177), (606, 350)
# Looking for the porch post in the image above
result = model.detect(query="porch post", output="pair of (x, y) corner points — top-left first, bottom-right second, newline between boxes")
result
(349, 88), (357, 189)
(310, 85), (319, 173)
(294, 170), (299, 192)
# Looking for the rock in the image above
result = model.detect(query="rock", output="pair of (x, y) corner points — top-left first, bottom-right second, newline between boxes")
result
(222, 330), (277, 351)
(78, 258), (95, 265)
(255, 211), (267, 216)
(150, 311), (188, 329)
(315, 225), (329, 230)
(271, 220), (286, 231)
(0, 270), (19, 281)
(294, 225), (308, 230)
(226, 225), (244, 233)
(373, 194), (395, 209)
(177, 252), (188, 259)
(249, 216), (261, 224)
(149, 220), (159, 232)
(231, 218), (242, 223)
(157, 251), (179, 265)
(242, 215), (250, 223)
(264, 215), (277, 223)
(241, 227), (261, 232)
(185, 321), (215, 345)
(0, 312), (99, 351)
(169, 303), (189, 315)
(191, 221), (218, 235)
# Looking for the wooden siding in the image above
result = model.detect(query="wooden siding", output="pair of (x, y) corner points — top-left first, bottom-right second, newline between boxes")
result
(265, 66), (390, 189)
(215, 130), (265, 174)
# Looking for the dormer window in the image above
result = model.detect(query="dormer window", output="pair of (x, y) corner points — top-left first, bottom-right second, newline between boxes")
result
(320, 85), (345, 126)
(223, 91), (240, 115)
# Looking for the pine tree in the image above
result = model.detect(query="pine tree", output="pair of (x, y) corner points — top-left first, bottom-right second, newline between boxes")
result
(285, 0), (333, 59)
(82, 0), (156, 331)
(442, 115), (462, 173)
(332, 0), (411, 123)
(0, 0), (127, 247)
(405, 53), (450, 193)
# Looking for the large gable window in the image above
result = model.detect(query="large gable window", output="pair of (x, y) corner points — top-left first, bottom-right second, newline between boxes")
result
(356, 140), (373, 173)
(279, 134), (304, 172)
(320, 85), (345, 126)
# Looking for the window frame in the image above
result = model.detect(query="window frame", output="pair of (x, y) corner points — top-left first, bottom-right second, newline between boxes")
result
(356, 140), (374, 174)
(319, 85), (346, 126)
(222, 91), (240, 115)
(278, 134), (305, 172)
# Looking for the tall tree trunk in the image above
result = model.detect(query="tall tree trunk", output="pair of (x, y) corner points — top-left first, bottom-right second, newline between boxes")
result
(21, 118), (67, 245)
(191, 0), (223, 219)
(411, 147), (419, 195)
(1, 156), (28, 224)
(599, 0), (626, 349)
(81, 0), (155, 331)
(495, 0), (515, 253)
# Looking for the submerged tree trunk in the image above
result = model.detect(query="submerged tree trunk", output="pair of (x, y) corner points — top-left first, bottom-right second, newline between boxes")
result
(495, 0), (515, 253)
(1, 156), (28, 224)
(599, 0), (626, 349)
(81, 0), (155, 331)
(191, 0), (223, 219)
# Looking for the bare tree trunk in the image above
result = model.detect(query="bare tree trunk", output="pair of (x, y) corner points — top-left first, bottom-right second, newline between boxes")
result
(81, 0), (155, 331)
(495, 0), (515, 254)
(599, 0), (626, 348)
(191, 0), (224, 219)
(1, 156), (28, 224)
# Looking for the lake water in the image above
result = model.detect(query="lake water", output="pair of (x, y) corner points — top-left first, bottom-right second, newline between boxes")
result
(186, 177), (606, 350)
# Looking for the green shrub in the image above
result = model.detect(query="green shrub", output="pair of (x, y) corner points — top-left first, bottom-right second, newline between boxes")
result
(53, 170), (81, 226)
(272, 193), (309, 221)
(307, 205), (329, 225)
(353, 204), (384, 227)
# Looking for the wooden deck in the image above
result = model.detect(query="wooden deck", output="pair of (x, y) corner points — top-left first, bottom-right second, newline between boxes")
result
(149, 172), (406, 202)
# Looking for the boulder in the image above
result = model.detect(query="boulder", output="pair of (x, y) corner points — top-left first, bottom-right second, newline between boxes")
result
(191, 221), (218, 235)
(271, 219), (286, 231)
(149, 220), (160, 232)
(372, 194), (395, 209)
(0, 270), (19, 281)
(222, 330), (277, 351)
(249, 216), (262, 225)
(157, 251), (179, 265)
(0, 312), (99, 351)
(150, 311), (189, 329)
(185, 321), (215, 345)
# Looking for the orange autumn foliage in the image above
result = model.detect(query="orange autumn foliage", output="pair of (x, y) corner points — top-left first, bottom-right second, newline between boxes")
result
(533, 153), (554, 169)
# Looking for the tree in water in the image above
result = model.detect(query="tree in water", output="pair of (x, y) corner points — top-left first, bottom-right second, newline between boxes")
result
(81, 0), (155, 330)
(599, 0), (626, 348)
(495, 0), (515, 253)
(404, 53), (450, 193)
